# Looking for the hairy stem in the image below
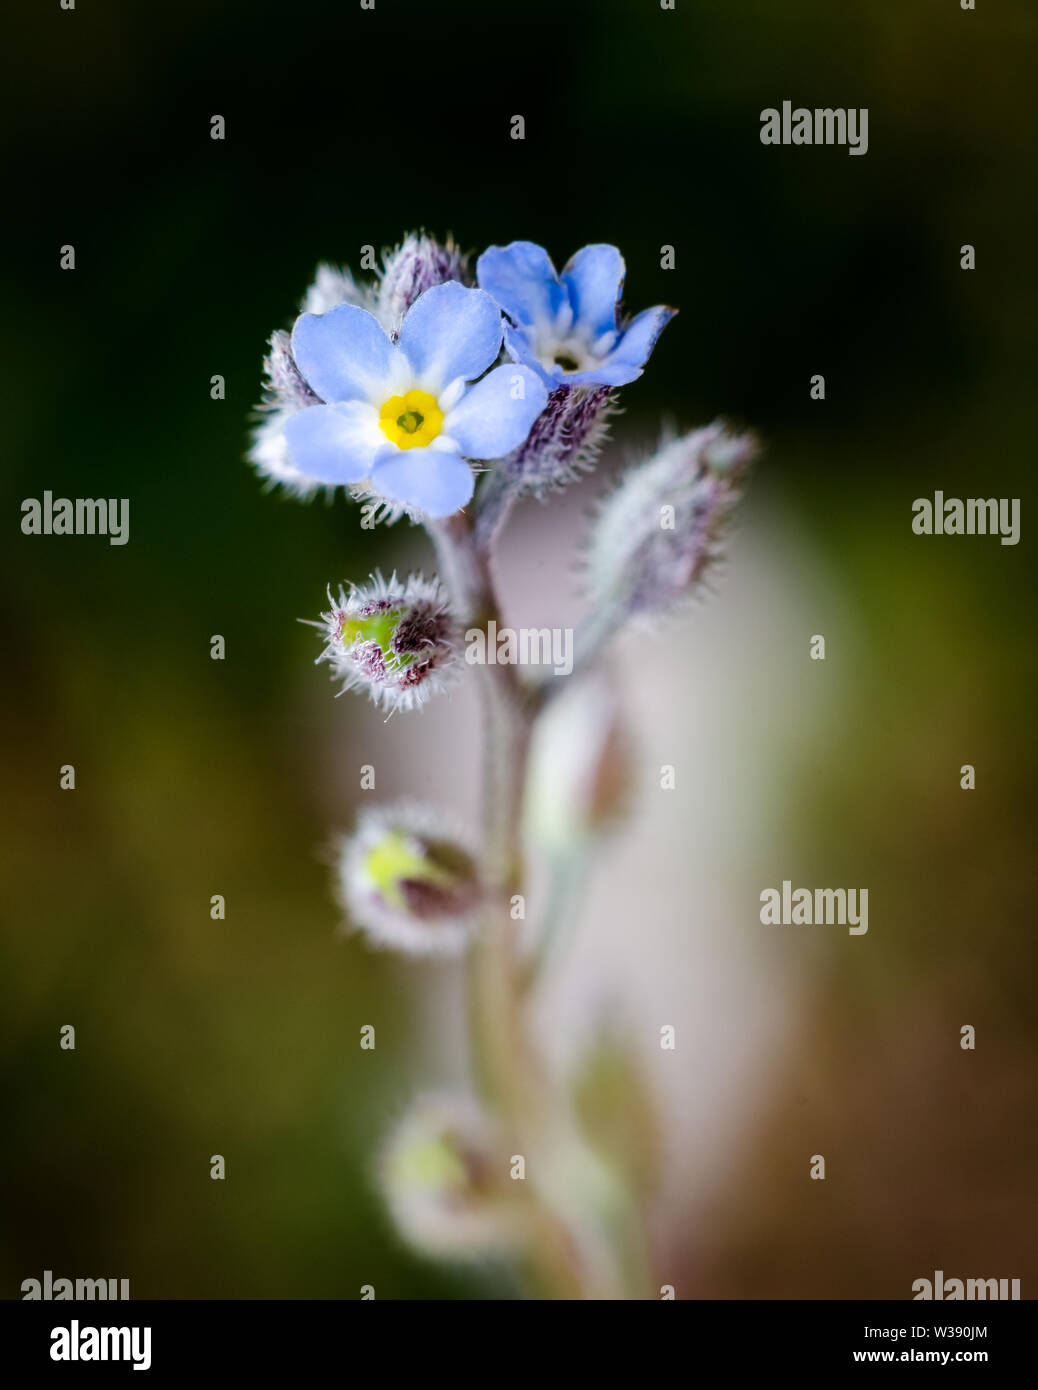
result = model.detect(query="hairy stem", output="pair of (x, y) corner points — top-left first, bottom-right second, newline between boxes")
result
(473, 463), (521, 554)
(428, 513), (587, 1298)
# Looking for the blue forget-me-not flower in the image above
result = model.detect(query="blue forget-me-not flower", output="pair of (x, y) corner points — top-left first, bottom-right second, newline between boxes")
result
(476, 241), (675, 389)
(282, 282), (548, 518)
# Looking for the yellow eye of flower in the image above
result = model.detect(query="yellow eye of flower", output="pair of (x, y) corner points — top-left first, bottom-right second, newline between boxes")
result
(379, 389), (444, 449)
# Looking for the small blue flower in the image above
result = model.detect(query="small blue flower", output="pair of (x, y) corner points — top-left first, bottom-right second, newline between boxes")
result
(283, 282), (548, 518)
(476, 241), (676, 389)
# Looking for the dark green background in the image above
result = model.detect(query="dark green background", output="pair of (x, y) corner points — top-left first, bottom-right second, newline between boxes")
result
(2, 0), (1035, 1298)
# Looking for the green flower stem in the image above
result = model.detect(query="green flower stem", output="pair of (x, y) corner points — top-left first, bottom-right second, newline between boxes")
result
(472, 463), (522, 553)
(428, 513), (587, 1298)
(520, 847), (591, 996)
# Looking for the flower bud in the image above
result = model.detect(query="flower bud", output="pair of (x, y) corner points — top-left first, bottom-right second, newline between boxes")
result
(261, 329), (321, 412)
(248, 331), (325, 497)
(379, 1095), (516, 1257)
(314, 571), (459, 713)
(585, 421), (756, 621)
(247, 262), (379, 497)
(523, 676), (631, 853)
(301, 261), (380, 317)
(499, 384), (615, 497)
(377, 232), (470, 338)
(336, 803), (481, 956)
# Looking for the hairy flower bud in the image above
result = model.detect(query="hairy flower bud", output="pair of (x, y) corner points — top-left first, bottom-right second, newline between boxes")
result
(302, 261), (380, 317)
(379, 1095), (517, 1257)
(336, 803), (481, 956)
(584, 421), (756, 622)
(314, 572), (459, 713)
(248, 330), (325, 497)
(377, 232), (470, 338)
(248, 261), (379, 497)
(499, 385), (616, 497)
(261, 329), (321, 412)
(523, 676), (631, 852)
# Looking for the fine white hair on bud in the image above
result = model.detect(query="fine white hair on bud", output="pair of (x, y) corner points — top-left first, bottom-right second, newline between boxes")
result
(301, 261), (381, 318)
(314, 571), (460, 713)
(500, 385), (617, 497)
(248, 330), (326, 498)
(335, 802), (481, 957)
(247, 263), (379, 499)
(378, 1093), (518, 1257)
(262, 328), (322, 412)
(248, 408), (319, 499)
(377, 232), (470, 339)
(584, 421), (757, 622)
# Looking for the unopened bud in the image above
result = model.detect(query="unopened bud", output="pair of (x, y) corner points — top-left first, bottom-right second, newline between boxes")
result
(585, 421), (756, 621)
(378, 232), (470, 338)
(314, 571), (458, 713)
(379, 1095), (517, 1257)
(499, 385), (615, 498)
(523, 676), (631, 852)
(248, 331), (325, 497)
(336, 803), (481, 956)
(301, 261), (380, 317)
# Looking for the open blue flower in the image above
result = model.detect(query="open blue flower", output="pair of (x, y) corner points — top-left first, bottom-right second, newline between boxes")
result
(476, 241), (675, 389)
(283, 282), (548, 518)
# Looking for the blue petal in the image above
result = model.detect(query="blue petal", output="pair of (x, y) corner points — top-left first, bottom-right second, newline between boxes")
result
(291, 304), (399, 404)
(476, 241), (566, 329)
(283, 403), (387, 485)
(502, 322), (557, 388)
(501, 320), (632, 388)
(547, 306), (676, 387)
(443, 365), (549, 459)
(602, 305), (676, 373)
(550, 360), (643, 388)
(560, 244), (625, 338)
(370, 446), (475, 518)
(397, 282), (503, 394)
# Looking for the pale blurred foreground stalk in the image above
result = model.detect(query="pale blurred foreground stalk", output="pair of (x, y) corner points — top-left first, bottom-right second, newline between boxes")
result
(431, 512), (652, 1299)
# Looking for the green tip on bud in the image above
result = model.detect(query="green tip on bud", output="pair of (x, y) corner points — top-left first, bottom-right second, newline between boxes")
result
(337, 802), (481, 956)
(379, 1095), (518, 1258)
(316, 571), (459, 713)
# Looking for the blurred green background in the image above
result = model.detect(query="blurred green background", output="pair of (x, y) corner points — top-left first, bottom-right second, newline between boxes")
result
(2, 0), (1036, 1298)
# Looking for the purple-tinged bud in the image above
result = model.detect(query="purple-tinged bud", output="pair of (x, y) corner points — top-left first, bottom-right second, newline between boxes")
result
(584, 422), (756, 622)
(248, 331), (326, 496)
(247, 260), (379, 498)
(500, 385), (616, 497)
(248, 412), (314, 498)
(378, 1095), (517, 1256)
(260, 329), (322, 412)
(314, 571), (459, 714)
(336, 802), (481, 957)
(301, 261), (380, 317)
(377, 232), (470, 338)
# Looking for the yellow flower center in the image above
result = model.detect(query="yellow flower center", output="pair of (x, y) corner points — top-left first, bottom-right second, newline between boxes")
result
(379, 389), (444, 450)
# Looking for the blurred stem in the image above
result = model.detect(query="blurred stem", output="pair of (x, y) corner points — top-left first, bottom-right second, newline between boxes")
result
(570, 601), (622, 681)
(473, 463), (521, 554)
(428, 512), (586, 1298)
(520, 848), (591, 996)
